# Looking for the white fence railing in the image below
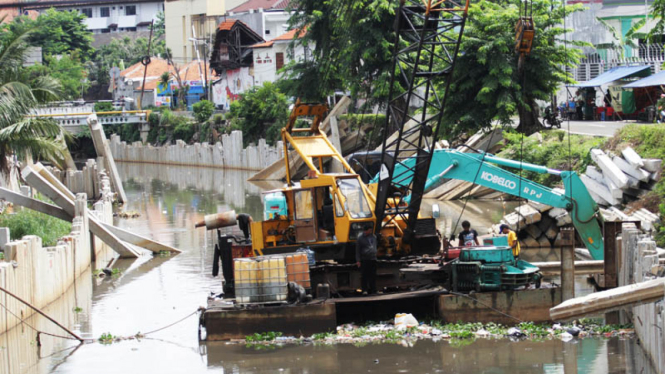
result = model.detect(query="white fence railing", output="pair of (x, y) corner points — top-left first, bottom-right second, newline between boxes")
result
(568, 44), (665, 83)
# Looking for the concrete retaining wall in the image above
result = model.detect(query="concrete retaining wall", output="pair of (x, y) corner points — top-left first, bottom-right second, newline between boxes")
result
(109, 132), (283, 171)
(0, 194), (112, 333)
(620, 224), (665, 374)
(47, 159), (108, 201)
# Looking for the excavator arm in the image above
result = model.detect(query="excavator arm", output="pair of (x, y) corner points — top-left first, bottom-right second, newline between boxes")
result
(374, 149), (605, 260)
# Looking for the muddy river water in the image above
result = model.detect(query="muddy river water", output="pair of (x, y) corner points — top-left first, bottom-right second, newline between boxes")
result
(0, 164), (658, 374)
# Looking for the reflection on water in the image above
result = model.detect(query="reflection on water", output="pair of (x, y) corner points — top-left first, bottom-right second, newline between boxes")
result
(0, 164), (657, 374)
(203, 337), (657, 374)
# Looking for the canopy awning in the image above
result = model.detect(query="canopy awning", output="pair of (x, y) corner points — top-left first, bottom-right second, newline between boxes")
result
(571, 65), (651, 88)
(623, 71), (665, 88)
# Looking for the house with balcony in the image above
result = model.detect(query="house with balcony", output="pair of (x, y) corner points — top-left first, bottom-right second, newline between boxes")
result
(18, 0), (164, 34)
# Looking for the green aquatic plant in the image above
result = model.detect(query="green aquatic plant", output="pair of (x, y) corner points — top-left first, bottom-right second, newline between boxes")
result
(245, 331), (282, 343)
(98, 332), (116, 344)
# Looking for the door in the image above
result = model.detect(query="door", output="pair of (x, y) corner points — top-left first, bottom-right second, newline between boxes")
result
(294, 189), (316, 242)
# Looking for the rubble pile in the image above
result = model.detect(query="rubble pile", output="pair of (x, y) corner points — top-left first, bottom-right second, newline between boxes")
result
(493, 147), (662, 248)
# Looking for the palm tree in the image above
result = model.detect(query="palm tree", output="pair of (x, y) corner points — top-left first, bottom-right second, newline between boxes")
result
(0, 22), (68, 173)
(159, 71), (173, 108)
(595, 18), (647, 59)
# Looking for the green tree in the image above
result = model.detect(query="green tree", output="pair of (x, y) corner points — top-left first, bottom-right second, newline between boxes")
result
(26, 52), (88, 99)
(441, 0), (587, 136)
(228, 82), (289, 146)
(154, 11), (166, 39)
(281, 0), (394, 104)
(3, 8), (94, 61)
(193, 100), (215, 123)
(0, 26), (68, 172)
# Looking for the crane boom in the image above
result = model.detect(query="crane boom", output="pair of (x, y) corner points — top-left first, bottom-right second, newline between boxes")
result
(374, 0), (470, 244)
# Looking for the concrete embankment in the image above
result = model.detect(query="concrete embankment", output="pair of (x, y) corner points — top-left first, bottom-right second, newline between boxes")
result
(109, 132), (283, 171)
(0, 194), (113, 333)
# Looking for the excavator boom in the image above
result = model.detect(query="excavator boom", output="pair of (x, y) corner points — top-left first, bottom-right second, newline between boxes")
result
(373, 149), (605, 260)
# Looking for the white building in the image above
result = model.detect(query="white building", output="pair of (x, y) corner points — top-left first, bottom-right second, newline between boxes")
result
(251, 28), (308, 86)
(24, 1), (164, 34)
(224, 0), (292, 41)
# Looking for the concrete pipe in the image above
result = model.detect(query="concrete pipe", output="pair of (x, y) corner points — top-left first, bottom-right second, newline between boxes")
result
(195, 210), (237, 230)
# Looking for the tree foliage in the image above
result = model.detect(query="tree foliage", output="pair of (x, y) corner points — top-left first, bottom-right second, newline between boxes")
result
(3, 8), (94, 61)
(440, 0), (587, 137)
(193, 100), (215, 123)
(281, 0), (395, 104)
(284, 0), (586, 136)
(26, 52), (88, 99)
(0, 26), (68, 171)
(228, 82), (289, 146)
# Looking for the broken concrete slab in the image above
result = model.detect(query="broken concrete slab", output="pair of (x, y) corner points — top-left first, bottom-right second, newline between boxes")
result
(581, 174), (620, 206)
(642, 159), (662, 173)
(515, 204), (542, 225)
(585, 165), (605, 184)
(22, 166), (140, 258)
(88, 114), (127, 203)
(621, 146), (644, 168)
(591, 149), (628, 189)
(612, 156), (650, 182)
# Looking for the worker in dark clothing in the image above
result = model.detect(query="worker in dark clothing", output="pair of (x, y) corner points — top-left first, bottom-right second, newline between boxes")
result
(458, 220), (480, 247)
(355, 224), (377, 295)
(236, 213), (253, 240)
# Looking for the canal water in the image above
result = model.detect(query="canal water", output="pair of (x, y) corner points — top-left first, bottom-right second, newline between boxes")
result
(0, 163), (658, 374)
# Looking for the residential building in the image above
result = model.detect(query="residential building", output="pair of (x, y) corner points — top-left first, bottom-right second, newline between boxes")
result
(565, 0), (660, 82)
(210, 22), (308, 109)
(209, 19), (264, 109)
(18, 0), (164, 34)
(164, 0), (245, 65)
(251, 27), (308, 85)
(225, 0), (291, 41)
(111, 57), (215, 109)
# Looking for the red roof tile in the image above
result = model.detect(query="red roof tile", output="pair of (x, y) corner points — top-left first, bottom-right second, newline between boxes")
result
(272, 27), (306, 41)
(230, 0), (290, 13)
(251, 40), (274, 48)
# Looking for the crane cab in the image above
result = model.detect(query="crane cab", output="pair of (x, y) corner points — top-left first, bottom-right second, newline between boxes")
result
(252, 174), (375, 261)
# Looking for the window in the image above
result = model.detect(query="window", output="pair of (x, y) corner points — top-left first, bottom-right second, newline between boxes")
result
(101, 28), (110, 33)
(333, 193), (344, 217)
(294, 190), (313, 220)
(100, 7), (110, 17)
(276, 52), (284, 70)
(336, 178), (372, 219)
(125, 5), (136, 15)
(80, 8), (92, 17)
(265, 29), (271, 35)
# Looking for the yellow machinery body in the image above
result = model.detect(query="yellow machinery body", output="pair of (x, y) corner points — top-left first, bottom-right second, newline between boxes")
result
(250, 101), (432, 262)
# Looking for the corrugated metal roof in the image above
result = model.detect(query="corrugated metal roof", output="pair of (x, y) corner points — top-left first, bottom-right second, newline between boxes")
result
(623, 70), (665, 88)
(572, 65), (651, 88)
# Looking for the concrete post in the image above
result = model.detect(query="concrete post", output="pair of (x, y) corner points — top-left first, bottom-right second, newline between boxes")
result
(87, 114), (127, 203)
(75, 193), (90, 261)
(560, 228), (575, 302)
(0, 227), (9, 252)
